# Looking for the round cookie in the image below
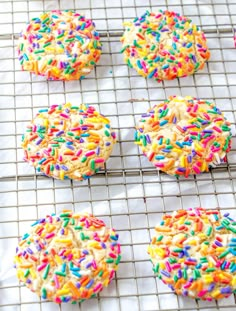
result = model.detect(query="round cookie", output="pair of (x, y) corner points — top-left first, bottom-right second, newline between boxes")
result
(135, 96), (232, 177)
(17, 10), (102, 80)
(22, 103), (116, 180)
(148, 208), (236, 300)
(121, 10), (210, 82)
(14, 211), (121, 303)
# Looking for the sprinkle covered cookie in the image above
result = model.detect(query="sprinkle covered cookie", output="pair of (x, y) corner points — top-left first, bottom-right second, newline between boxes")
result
(17, 10), (102, 80)
(121, 10), (210, 82)
(14, 211), (121, 303)
(148, 208), (236, 300)
(22, 103), (116, 180)
(135, 96), (231, 177)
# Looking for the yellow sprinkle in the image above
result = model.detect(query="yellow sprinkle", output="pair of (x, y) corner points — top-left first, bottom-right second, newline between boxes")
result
(30, 269), (37, 279)
(211, 289), (221, 299)
(203, 275), (213, 284)
(59, 170), (65, 180)
(55, 255), (63, 264)
(55, 239), (72, 244)
(232, 276), (236, 286)
(57, 289), (71, 296)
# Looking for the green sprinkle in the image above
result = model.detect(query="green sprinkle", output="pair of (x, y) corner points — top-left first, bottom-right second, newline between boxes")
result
(81, 156), (87, 163)
(153, 263), (159, 273)
(104, 130), (110, 137)
(55, 271), (66, 277)
(106, 258), (114, 263)
(183, 268), (187, 280)
(173, 275), (178, 283)
(218, 249), (230, 259)
(43, 264), (50, 280)
(34, 49), (45, 54)
(63, 219), (70, 227)
(43, 42), (51, 48)
(75, 226), (83, 230)
(206, 226), (213, 236)
(41, 288), (47, 299)
(205, 268), (216, 272)
(98, 270), (104, 277)
(115, 255), (121, 265)
(157, 235), (163, 242)
(90, 159), (95, 171)
(24, 269), (30, 277)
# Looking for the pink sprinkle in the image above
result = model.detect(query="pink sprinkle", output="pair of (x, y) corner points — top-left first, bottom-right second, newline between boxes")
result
(198, 290), (208, 297)
(85, 151), (95, 157)
(76, 149), (83, 157)
(171, 264), (181, 269)
(165, 261), (172, 272)
(193, 165), (201, 174)
(109, 252), (117, 259)
(183, 282), (192, 289)
(213, 126), (222, 133)
(45, 233), (55, 239)
(214, 117), (223, 122)
(93, 283), (103, 292)
(60, 113), (69, 119)
(32, 125), (37, 132)
(193, 104), (199, 112)
(155, 163), (165, 168)
(67, 253), (73, 261)
(225, 261), (230, 269)
(92, 260), (97, 269)
(37, 263), (47, 272)
(71, 127), (81, 131)
(117, 244), (121, 254)
(155, 14), (162, 18)
(189, 131), (198, 135)
(109, 269), (115, 280)
(203, 113), (210, 120)
(58, 249), (66, 256)
(55, 297), (61, 303)
(58, 155), (63, 161)
(54, 275), (60, 289)
(95, 158), (105, 163)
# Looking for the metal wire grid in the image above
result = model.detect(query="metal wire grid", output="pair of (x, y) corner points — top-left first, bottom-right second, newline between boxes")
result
(1, 0), (236, 310)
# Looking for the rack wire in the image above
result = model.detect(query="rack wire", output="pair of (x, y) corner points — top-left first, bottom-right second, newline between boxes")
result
(1, 0), (236, 310)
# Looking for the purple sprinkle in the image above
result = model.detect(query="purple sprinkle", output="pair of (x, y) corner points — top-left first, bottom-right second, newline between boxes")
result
(177, 167), (186, 172)
(160, 270), (171, 278)
(183, 290), (188, 296)
(187, 155), (192, 163)
(61, 165), (69, 171)
(96, 147), (100, 155)
(66, 144), (74, 151)
(64, 297), (71, 302)
(85, 262), (93, 269)
(173, 117), (177, 124)
(106, 142), (111, 146)
(146, 134), (151, 144)
(83, 250), (89, 255)
(56, 130), (64, 137)
(78, 257), (86, 263)
(80, 138), (84, 143)
(177, 270), (182, 278)
(208, 283), (215, 292)
(36, 138), (43, 145)
(203, 130), (213, 134)
(101, 242), (107, 249)
(179, 251), (185, 258)
(26, 279), (32, 284)
(215, 240), (223, 247)
(221, 287), (232, 294)
(192, 55), (197, 63)
(60, 229), (64, 235)
(55, 164), (60, 170)
(27, 248), (33, 255)
(76, 282), (81, 288)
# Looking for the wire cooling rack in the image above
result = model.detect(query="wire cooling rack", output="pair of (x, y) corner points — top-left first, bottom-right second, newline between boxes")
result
(1, 0), (236, 310)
